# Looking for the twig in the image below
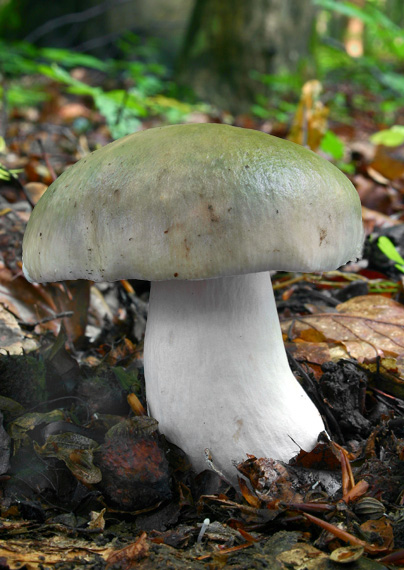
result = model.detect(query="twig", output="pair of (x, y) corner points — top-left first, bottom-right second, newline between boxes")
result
(18, 311), (74, 331)
(204, 448), (233, 487)
(37, 139), (57, 182)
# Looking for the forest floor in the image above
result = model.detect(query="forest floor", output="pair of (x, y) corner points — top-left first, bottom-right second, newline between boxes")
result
(0, 72), (404, 569)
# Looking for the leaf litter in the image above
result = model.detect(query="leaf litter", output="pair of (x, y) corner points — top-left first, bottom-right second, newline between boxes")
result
(0, 77), (404, 569)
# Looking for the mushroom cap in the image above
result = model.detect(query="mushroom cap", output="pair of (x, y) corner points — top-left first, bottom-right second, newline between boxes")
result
(23, 123), (363, 283)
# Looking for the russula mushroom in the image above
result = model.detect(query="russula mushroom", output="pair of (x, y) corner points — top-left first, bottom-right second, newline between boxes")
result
(23, 124), (364, 481)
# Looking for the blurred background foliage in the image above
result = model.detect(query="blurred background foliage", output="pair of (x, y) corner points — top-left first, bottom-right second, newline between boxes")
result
(0, 0), (402, 139)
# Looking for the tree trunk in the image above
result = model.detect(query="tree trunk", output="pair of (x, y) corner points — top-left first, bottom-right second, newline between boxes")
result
(176, 0), (316, 114)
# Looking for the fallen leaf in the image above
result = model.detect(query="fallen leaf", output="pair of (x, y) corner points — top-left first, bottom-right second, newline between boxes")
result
(0, 305), (38, 354)
(360, 517), (394, 550)
(24, 182), (48, 205)
(361, 205), (400, 234)
(370, 144), (404, 181)
(88, 509), (106, 531)
(282, 294), (404, 363)
(34, 432), (102, 485)
(238, 476), (262, 508)
(0, 536), (115, 570)
(8, 409), (65, 452)
(106, 532), (149, 569)
(276, 543), (328, 568)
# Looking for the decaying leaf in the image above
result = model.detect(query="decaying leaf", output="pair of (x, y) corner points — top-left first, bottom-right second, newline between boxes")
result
(8, 409), (65, 452)
(34, 432), (102, 485)
(276, 542), (328, 569)
(0, 536), (116, 570)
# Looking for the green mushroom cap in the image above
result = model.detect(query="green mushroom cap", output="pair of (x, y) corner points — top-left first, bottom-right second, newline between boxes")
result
(23, 123), (363, 283)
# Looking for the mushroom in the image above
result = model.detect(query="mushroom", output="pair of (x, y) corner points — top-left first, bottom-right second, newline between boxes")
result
(23, 124), (363, 482)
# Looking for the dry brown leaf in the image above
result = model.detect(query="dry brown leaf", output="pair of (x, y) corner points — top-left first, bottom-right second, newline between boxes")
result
(286, 340), (332, 366)
(361, 205), (401, 234)
(88, 509), (106, 531)
(24, 182), (48, 205)
(293, 442), (341, 471)
(238, 476), (262, 508)
(237, 457), (304, 503)
(370, 144), (404, 181)
(0, 305), (38, 354)
(106, 532), (149, 569)
(0, 267), (63, 336)
(282, 294), (404, 363)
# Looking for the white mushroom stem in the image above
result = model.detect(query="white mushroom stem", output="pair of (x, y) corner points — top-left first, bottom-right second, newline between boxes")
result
(144, 272), (325, 481)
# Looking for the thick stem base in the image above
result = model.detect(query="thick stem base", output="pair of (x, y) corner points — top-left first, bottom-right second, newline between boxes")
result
(144, 272), (324, 480)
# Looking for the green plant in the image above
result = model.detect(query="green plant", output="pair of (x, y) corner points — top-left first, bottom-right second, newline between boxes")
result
(314, 0), (404, 59)
(370, 125), (404, 147)
(313, 0), (404, 122)
(0, 39), (203, 139)
(377, 236), (404, 273)
(250, 69), (304, 122)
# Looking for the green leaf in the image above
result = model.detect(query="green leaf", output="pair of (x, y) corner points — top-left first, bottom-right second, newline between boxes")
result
(113, 367), (140, 393)
(0, 163), (21, 181)
(40, 47), (107, 71)
(37, 63), (100, 97)
(377, 236), (404, 273)
(314, 0), (375, 25)
(370, 126), (404, 147)
(320, 130), (345, 160)
(0, 164), (12, 181)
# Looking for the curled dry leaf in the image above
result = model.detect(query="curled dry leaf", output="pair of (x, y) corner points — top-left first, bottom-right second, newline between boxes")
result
(106, 532), (149, 569)
(88, 509), (106, 531)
